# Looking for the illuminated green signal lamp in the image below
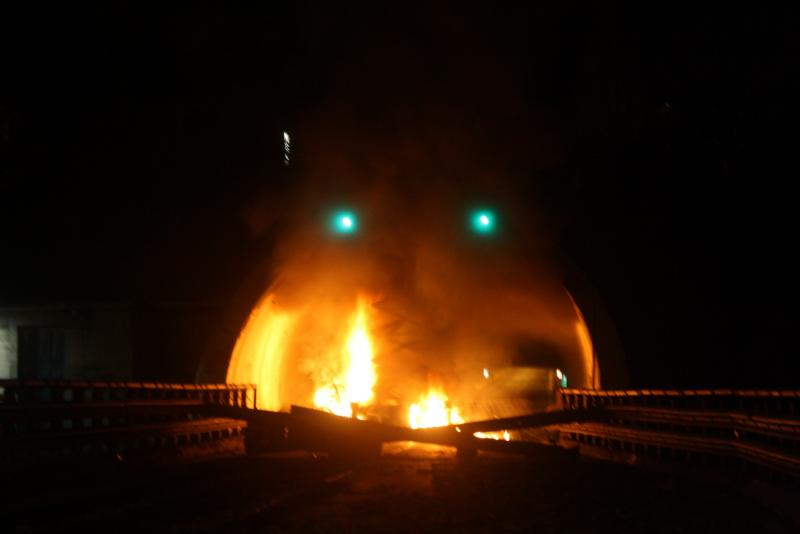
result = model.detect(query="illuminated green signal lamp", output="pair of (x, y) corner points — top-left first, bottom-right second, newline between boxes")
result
(331, 210), (358, 234)
(470, 209), (496, 235)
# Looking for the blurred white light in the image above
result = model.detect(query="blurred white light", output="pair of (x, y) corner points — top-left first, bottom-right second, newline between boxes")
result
(483, 368), (490, 379)
(555, 368), (563, 380)
(479, 214), (490, 226)
(341, 216), (353, 228)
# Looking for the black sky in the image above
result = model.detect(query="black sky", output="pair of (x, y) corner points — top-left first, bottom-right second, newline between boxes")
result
(1, 3), (798, 387)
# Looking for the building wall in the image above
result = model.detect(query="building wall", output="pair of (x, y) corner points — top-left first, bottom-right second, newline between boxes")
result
(0, 320), (17, 378)
(0, 303), (132, 380)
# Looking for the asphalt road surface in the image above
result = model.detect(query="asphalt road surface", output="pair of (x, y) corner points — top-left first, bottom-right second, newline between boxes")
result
(3, 442), (797, 533)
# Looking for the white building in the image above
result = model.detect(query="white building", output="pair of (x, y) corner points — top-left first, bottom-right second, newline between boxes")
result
(0, 302), (132, 380)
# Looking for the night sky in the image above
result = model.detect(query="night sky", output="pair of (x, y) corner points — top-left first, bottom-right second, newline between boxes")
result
(1, 4), (797, 388)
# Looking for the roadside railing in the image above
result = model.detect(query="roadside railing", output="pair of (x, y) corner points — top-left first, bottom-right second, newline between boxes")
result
(558, 389), (800, 481)
(0, 380), (257, 462)
(0, 380), (256, 409)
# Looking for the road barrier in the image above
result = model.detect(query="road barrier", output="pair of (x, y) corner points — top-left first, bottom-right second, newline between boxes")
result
(0, 380), (256, 462)
(558, 389), (800, 480)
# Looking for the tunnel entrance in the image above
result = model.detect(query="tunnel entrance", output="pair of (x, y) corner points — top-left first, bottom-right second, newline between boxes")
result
(223, 282), (600, 426)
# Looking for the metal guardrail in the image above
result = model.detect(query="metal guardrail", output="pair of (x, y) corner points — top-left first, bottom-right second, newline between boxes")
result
(0, 380), (257, 409)
(561, 388), (800, 414)
(558, 389), (800, 480)
(0, 380), (257, 461)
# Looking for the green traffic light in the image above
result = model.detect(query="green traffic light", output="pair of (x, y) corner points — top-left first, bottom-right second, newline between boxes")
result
(470, 209), (496, 234)
(331, 211), (358, 234)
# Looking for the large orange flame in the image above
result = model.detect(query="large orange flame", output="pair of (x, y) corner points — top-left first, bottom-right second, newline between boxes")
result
(312, 296), (377, 417)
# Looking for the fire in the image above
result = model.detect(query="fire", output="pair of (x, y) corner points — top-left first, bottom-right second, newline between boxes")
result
(408, 390), (464, 429)
(312, 297), (377, 417)
(474, 430), (511, 441)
